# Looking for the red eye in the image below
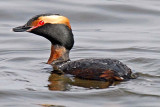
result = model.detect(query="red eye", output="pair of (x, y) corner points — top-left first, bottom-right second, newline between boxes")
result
(38, 20), (44, 26)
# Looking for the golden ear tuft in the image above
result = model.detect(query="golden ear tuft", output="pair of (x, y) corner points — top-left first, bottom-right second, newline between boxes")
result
(35, 15), (71, 29)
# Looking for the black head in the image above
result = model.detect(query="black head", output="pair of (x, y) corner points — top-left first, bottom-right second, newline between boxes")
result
(13, 14), (74, 50)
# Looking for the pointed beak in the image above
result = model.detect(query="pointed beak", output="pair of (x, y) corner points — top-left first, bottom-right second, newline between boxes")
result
(12, 25), (31, 32)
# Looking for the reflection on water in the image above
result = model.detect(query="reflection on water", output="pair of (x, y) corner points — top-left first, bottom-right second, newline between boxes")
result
(48, 73), (120, 91)
(41, 104), (65, 107)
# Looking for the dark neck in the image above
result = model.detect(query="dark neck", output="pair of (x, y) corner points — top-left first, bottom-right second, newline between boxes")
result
(31, 24), (74, 50)
(47, 45), (70, 64)
(30, 24), (74, 64)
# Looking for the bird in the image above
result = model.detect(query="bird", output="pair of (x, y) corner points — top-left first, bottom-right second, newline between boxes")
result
(13, 14), (137, 81)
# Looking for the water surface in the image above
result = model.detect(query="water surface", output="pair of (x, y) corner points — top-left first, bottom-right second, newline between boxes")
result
(0, 0), (160, 107)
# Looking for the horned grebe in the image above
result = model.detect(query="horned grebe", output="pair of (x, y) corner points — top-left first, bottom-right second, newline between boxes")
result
(13, 14), (137, 81)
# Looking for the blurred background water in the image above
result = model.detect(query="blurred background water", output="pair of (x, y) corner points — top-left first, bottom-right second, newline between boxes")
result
(0, 0), (160, 107)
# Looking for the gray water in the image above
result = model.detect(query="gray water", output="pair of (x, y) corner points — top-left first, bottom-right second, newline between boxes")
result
(0, 0), (160, 107)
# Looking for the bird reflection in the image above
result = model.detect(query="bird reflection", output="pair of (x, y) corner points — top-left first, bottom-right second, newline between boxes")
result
(48, 72), (120, 91)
